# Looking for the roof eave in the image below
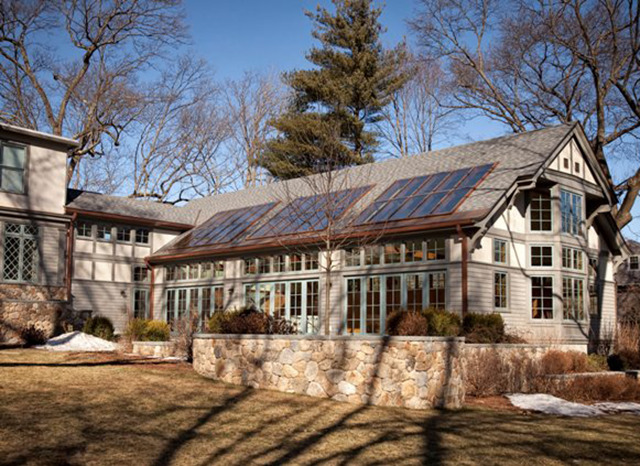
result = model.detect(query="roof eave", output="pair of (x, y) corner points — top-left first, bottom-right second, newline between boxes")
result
(66, 207), (193, 231)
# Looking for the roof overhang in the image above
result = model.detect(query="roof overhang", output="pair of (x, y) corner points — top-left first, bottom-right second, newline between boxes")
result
(66, 207), (193, 231)
(0, 123), (79, 148)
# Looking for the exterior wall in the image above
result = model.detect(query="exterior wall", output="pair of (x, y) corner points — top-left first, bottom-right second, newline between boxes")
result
(0, 134), (68, 215)
(548, 138), (597, 185)
(70, 220), (183, 332)
(193, 334), (465, 409)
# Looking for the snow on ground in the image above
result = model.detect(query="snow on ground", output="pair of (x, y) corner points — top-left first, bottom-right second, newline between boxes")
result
(36, 331), (118, 352)
(507, 394), (640, 417)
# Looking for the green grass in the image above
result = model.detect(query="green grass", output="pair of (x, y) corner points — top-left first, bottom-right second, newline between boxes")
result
(1, 349), (639, 465)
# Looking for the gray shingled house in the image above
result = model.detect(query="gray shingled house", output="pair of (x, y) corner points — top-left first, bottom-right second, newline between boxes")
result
(0, 122), (627, 350)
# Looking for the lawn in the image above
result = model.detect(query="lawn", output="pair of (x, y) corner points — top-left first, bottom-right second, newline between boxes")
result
(1, 350), (639, 465)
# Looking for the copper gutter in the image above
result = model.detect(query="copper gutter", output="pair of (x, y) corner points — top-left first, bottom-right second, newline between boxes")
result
(65, 208), (193, 231)
(457, 224), (468, 317)
(65, 212), (77, 301)
(145, 258), (155, 319)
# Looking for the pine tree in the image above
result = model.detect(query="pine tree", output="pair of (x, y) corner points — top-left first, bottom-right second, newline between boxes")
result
(261, 0), (407, 179)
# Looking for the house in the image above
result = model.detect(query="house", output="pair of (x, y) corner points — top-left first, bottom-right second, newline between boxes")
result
(616, 238), (640, 326)
(0, 122), (627, 351)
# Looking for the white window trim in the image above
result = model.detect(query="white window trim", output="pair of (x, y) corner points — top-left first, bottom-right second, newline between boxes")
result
(494, 271), (509, 311)
(529, 244), (554, 268)
(530, 275), (555, 320)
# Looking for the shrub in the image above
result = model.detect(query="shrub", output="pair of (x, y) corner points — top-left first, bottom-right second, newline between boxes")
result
(586, 354), (608, 372)
(82, 316), (114, 341)
(423, 308), (461, 336)
(386, 310), (428, 336)
(144, 320), (171, 342)
(540, 350), (589, 374)
(559, 375), (640, 402)
(125, 318), (149, 342)
(462, 313), (505, 343)
(207, 307), (297, 335)
(608, 349), (640, 371)
(20, 324), (48, 347)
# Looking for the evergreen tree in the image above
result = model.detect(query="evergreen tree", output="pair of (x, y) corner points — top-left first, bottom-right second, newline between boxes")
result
(262, 0), (407, 179)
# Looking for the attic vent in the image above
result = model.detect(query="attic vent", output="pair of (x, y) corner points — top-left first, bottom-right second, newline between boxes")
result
(574, 162), (580, 174)
(563, 158), (569, 169)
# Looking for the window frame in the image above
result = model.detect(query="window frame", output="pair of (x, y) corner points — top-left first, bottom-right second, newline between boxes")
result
(116, 227), (131, 243)
(530, 244), (554, 268)
(132, 288), (149, 319)
(76, 222), (93, 238)
(494, 271), (509, 310)
(560, 189), (584, 236)
(96, 224), (113, 242)
(493, 238), (508, 265)
(0, 141), (28, 195)
(562, 276), (586, 321)
(562, 247), (584, 271)
(132, 265), (149, 283)
(1, 223), (39, 283)
(135, 228), (150, 245)
(529, 190), (553, 232)
(531, 275), (554, 320)
(630, 256), (639, 270)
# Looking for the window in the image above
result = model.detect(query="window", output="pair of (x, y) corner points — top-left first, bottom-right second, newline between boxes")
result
(290, 253), (302, 271)
(532, 276), (553, 319)
(494, 272), (508, 309)
(345, 248), (361, 267)
(96, 225), (112, 241)
(304, 253), (318, 270)
(133, 266), (148, 282)
(531, 246), (553, 267)
(562, 247), (583, 271)
(426, 238), (445, 261)
(406, 274), (424, 312)
(201, 262), (213, 279)
(273, 255), (287, 272)
(2, 223), (38, 282)
(257, 256), (271, 274)
(165, 286), (224, 329)
(135, 229), (150, 244)
(214, 261), (224, 278)
(563, 158), (570, 169)
(404, 240), (423, 263)
(383, 243), (402, 264)
(178, 264), (188, 281)
(364, 246), (381, 265)
(630, 256), (639, 270)
(243, 279), (320, 334)
(117, 227), (131, 242)
(530, 191), (552, 231)
(561, 190), (583, 235)
(76, 222), (92, 238)
(0, 143), (26, 193)
(493, 239), (507, 264)
(244, 258), (257, 275)
(574, 162), (580, 174)
(166, 289), (176, 325)
(563, 277), (585, 321)
(133, 289), (149, 319)
(165, 266), (176, 281)
(346, 271), (447, 334)
(188, 263), (199, 280)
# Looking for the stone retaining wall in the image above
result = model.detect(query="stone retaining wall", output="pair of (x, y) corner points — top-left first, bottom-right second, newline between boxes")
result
(193, 335), (465, 409)
(0, 284), (67, 344)
(132, 341), (177, 358)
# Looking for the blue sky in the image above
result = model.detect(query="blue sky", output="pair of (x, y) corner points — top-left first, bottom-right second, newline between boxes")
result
(183, 0), (639, 237)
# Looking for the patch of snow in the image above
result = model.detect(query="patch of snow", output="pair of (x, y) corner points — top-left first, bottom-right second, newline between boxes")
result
(36, 331), (118, 352)
(595, 402), (640, 414)
(507, 394), (603, 417)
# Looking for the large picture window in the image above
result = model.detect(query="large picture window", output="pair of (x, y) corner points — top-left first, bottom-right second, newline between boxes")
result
(243, 279), (320, 334)
(532, 276), (554, 319)
(561, 190), (583, 235)
(2, 223), (38, 283)
(0, 143), (26, 194)
(345, 271), (447, 335)
(165, 285), (224, 330)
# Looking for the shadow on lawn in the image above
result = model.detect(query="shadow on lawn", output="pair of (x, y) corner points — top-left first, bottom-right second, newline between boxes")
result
(0, 358), (181, 368)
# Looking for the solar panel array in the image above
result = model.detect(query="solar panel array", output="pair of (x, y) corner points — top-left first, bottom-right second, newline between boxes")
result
(356, 164), (493, 225)
(250, 186), (372, 238)
(175, 202), (278, 248)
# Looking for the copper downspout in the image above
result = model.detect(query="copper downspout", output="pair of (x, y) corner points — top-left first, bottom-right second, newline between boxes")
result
(145, 258), (155, 320)
(65, 212), (77, 302)
(457, 224), (468, 317)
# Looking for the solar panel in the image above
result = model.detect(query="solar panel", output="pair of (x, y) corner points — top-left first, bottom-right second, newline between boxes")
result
(250, 186), (372, 238)
(356, 164), (493, 225)
(174, 202), (278, 249)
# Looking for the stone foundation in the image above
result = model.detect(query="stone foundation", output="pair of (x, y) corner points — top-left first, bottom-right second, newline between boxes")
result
(0, 284), (67, 344)
(193, 335), (465, 409)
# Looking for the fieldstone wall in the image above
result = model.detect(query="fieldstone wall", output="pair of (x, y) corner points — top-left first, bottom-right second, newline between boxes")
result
(0, 284), (67, 344)
(132, 341), (178, 358)
(193, 335), (465, 409)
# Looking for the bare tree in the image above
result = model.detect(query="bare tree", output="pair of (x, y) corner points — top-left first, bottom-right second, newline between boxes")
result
(410, 0), (640, 227)
(0, 0), (187, 183)
(128, 57), (232, 204)
(224, 71), (286, 187)
(379, 54), (456, 157)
